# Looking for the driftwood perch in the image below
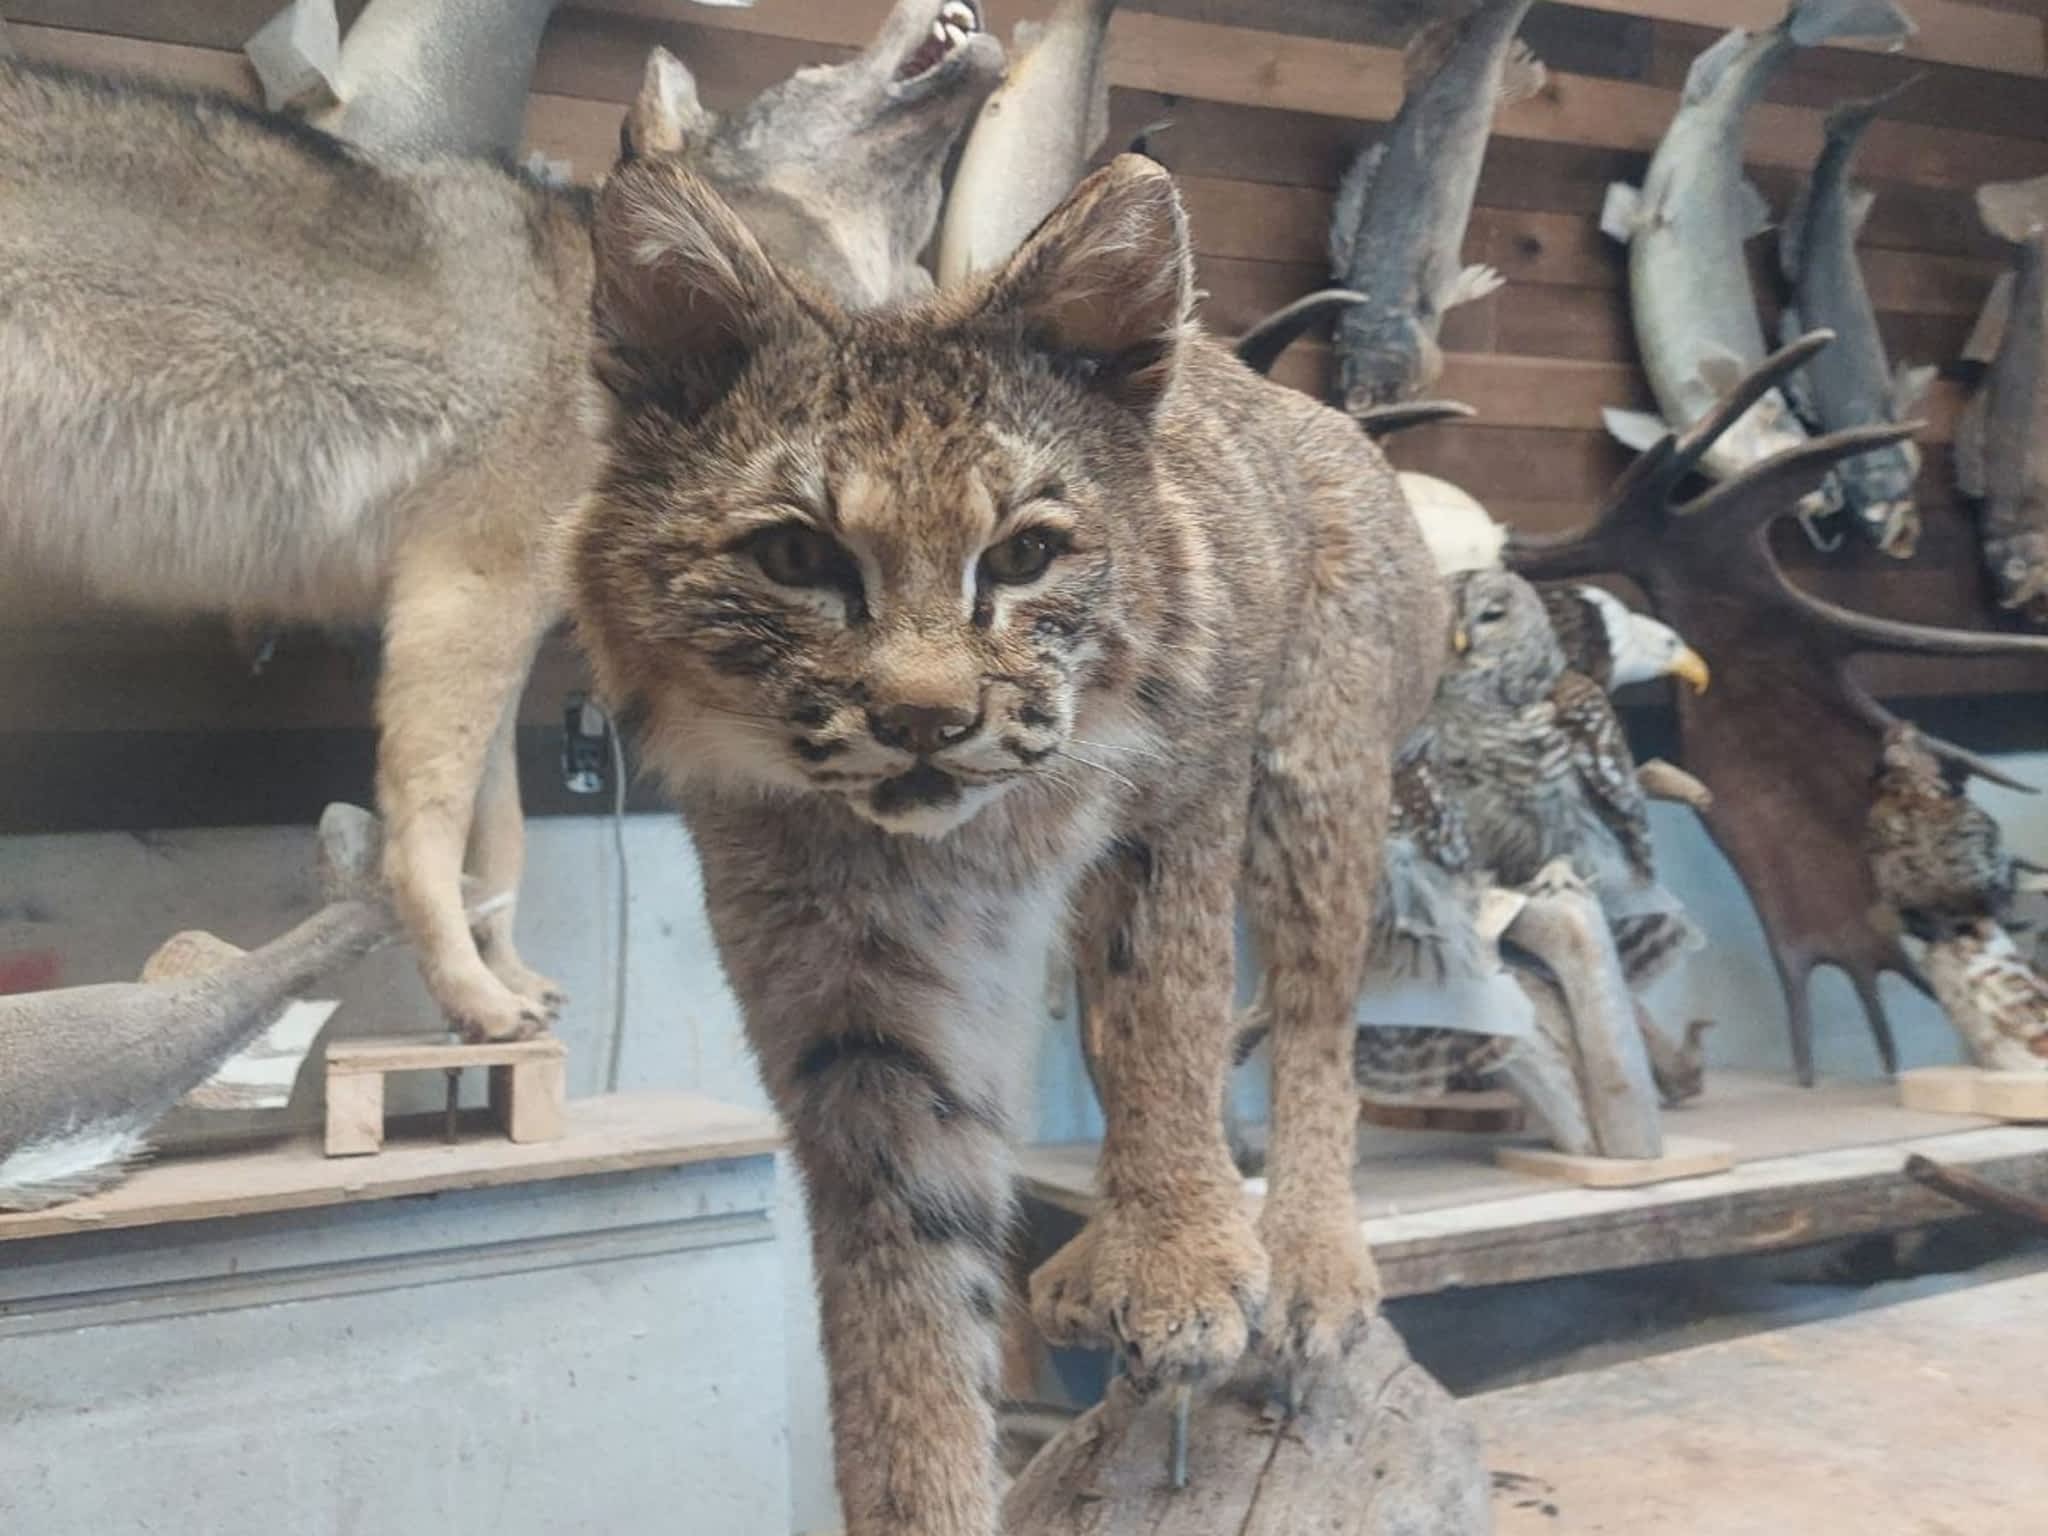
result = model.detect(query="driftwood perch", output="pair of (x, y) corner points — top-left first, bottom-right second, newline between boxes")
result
(1003, 1321), (1489, 1535)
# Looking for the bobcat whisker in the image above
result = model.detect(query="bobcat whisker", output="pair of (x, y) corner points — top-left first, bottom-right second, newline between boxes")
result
(1052, 748), (1140, 795)
(1069, 737), (1170, 763)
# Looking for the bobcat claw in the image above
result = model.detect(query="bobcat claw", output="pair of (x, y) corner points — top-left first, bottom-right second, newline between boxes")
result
(1167, 1383), (1193, 1491)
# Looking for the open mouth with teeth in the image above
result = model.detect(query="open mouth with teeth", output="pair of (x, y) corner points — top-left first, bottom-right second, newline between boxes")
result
(896, 0), (983, 83)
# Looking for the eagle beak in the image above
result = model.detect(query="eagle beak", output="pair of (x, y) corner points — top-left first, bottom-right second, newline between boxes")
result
(1671, 646), (1711, 694)
(1453, 627), (1470, 655)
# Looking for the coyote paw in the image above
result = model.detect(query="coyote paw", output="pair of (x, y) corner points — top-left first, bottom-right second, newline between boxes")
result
(438, 969), (552, 1043)
(1255, 1206), (1379, 1382)
(1030, 1198), (1267, 1390)
(488, 953), (567, 1019)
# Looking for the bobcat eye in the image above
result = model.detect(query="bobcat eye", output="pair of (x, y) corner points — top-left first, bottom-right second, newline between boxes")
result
(750, 523), (851, 589)
(981, 529), (1061, 586)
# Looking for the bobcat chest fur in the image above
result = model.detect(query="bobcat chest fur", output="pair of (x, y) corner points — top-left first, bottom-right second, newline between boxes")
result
(570, 156), (1445, 1536)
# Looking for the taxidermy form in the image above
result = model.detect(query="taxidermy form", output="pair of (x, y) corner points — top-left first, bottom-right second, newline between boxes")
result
(570, 155), (1444, 1535)
(1512, 333), (2048, 1083)
(0, 1), (1000, 1045)
(1959, 174), (2048, 627)
(0, 806), (388, 1212)
(1327, 0), (1545, 410)
(936, 0), (1117, 285)
(1600, 0), (1915, 539)
(1777, 82), (1934, 557)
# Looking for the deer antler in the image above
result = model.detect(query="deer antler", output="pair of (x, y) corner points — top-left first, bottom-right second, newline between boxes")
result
(1509, 333), (2048, 1083)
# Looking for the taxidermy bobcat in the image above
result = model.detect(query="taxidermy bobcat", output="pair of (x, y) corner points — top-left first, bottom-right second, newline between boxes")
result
(0, 2), (998, 1042)
(570, 154), (1446, 1534)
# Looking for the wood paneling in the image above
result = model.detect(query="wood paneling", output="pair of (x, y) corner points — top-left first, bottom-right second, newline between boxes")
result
(2, 0), (2044, 828)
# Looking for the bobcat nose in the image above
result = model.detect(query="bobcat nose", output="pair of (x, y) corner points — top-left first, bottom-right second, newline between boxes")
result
(868, 701), (980, 756)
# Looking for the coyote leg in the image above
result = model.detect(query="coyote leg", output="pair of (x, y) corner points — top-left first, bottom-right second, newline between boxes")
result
(378, 537), (555, 1041)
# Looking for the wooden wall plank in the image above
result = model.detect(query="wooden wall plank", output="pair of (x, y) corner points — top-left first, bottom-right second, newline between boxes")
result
(1564, 0), (2047, 76)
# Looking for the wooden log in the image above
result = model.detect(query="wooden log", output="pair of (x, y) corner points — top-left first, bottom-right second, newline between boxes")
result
(1002, 1321), (1488, 1535)
(1502, 868), (1665, 1158)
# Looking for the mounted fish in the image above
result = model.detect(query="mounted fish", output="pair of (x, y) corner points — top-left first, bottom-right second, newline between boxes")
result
(936, 0), (1117, 285)
(1958, 174), (2048, 627)
(1328, 0), (1546, 411)
(0, 806), (393, 1211)
(245, 0), (561, 160)
(1600, 0), (1915, 543)
(1778, 83), (1935, 558)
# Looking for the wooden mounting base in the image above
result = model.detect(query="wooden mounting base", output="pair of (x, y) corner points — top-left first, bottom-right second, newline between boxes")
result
(1360, 1088), (1525, 1135)
(323, 1034), (567, 1157)
(1494, 1135), (1736, 1189)
(1900, 1066), (2048, 1123)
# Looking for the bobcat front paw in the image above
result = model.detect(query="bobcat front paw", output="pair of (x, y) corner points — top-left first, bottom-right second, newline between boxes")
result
(1255, 1208), (1380, 1378)
(1030, 1201), (1268, 1389)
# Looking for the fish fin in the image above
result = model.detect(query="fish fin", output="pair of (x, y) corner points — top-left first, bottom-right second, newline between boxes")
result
(1684, 29), (1752, 105)
(180, 998), (337, 1112)
(1442, 263), (1505, 310)
(0, 1126), (153, 1213)
(1403, 18), (1462, 93)
(1963, 270), (2015, 366)
(1890, 361), (1936, 418)
(1787, 0), (1915, 48)
(243, 0), (342, 114)
(1496, 38), (1547, 110)
(1330, 142), (1384, 276)
(1844, 185), (1878, 238)
(140, 928), (247, 982)
(1698, 345), (1747, 397)
(318, 803), (384, 904)
(1978, 174), (2048, 245)
(1603, 407), (1672, 454)
(1955, 388), (1989, 500)
(1599, 181), (1644, 245)
(1739, 177), (1773, 239)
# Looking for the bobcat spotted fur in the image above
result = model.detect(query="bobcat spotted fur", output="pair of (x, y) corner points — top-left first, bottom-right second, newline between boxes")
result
(570, 156), (1446, 1534)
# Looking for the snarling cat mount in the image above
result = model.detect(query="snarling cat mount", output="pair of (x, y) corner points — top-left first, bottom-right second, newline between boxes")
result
(1510, 333), (2048, 1084)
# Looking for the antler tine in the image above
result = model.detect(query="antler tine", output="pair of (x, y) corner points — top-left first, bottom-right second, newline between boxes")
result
(1677, 421), (1921, 542)
(1781, 569), (2048, 663)
(1837, 670), (2040, 792)
(1668, 330), (1837, 479)
(1234, 288), (1367, 376)
(1508, 436), (1681, 579)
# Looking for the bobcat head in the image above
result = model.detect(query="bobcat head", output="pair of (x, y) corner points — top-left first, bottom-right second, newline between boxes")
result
(571, 156), (1195, 838)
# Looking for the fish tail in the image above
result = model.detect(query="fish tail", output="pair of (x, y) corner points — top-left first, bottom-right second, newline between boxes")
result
(317, 802), (384, 904)
(1785, 0), (1915, 49)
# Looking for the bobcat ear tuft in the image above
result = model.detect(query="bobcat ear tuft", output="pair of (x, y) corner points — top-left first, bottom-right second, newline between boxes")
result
(980, 155), (1193, 417)
(590, 158), (806, 415)
(619, 48), (713, 164)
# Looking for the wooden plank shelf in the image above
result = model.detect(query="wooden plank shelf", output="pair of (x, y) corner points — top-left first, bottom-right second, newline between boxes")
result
(0, 1091), (782, 1243)
(1017, 1072), (2048, 1297)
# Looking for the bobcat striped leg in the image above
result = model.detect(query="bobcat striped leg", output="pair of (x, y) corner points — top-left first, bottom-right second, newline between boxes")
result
(783, 1035), (1015, 1536)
